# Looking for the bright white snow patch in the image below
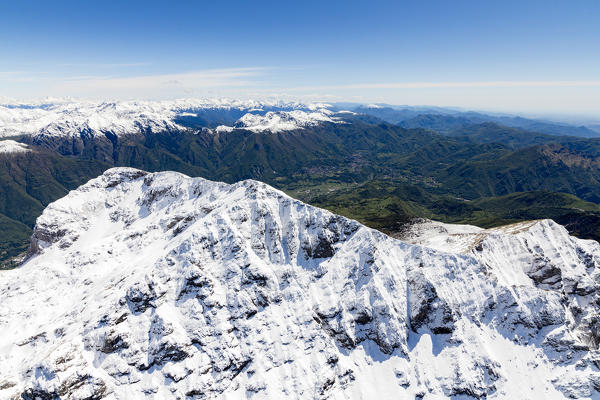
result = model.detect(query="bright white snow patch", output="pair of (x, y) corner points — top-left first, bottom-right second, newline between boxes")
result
(214, 125), (234, 133)
(217, 109), (341, 133)
(307, 102), (333, 111)
(395, 219), (484, 253)
(0, 140), (30, 154)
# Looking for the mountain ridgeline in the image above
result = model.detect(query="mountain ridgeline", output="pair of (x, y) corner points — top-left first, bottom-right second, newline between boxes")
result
(352, 104), (600, 138)
(3, 168), (600, 398)
(1, 100), (600, 266)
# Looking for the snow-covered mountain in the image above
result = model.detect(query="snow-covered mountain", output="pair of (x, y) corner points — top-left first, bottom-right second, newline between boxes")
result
(0, 139), (30, 154)
(2, 168), (600, 399)
(0, 99), (339, 139)
(216, 109), (342, 133)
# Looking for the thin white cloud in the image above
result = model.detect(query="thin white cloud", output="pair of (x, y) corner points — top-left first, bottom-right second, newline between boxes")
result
(56, 62), (150, 68)
(290, 81), (600, 90)
(0, 71), (49, 81)
(42, 68), (269, 98)
(2, 69), (598, 115)
(0, 71), (26, 75)
(66, 68), (262, 85)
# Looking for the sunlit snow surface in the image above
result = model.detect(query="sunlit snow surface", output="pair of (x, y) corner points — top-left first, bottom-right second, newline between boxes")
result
(0, 99), (340, 137)
(216, 109), (342, 133)
(1, 168), (600, 399)
(0, 139), (30, 153)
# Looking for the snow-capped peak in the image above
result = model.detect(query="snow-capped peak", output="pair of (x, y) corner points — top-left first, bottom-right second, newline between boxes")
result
(216, 109), (341, 133)
(2, 168), (600, 398)
(0, 99), (340, 139)
(0, 100), (181, 139)
(0, 139), (30, 154)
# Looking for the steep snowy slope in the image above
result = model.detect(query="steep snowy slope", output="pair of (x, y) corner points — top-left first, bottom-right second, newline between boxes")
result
(1, 169), (600, 399)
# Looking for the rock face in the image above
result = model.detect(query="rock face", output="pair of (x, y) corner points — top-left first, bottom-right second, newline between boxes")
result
(2, 168), (600, 399)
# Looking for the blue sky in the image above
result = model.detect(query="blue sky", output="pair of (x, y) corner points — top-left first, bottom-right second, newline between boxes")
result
(0, 0), (598, 115)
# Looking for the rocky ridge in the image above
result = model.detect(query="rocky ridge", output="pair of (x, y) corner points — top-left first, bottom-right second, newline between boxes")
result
(1, 169), (600, 399)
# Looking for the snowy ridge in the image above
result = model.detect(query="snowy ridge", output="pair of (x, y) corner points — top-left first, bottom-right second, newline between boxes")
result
(216, 109), (341, 133)
(1, 169), (600, 399)
(0, 99), (340, 139)
(0, 139), (30, 154)
(0, 101), (181, 138)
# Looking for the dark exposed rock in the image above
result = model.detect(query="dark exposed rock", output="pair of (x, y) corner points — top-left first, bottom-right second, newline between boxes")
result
(122, 282), (157, 314)
(149, 343), (189, 367)
(0, 381), (16, 390)
(577, 247), (597, 270)
(408, 270), (455, 334)
(311, 235), (336, 258)
(21, 388), (59, 400)
(141, 187), (171, 206)
(577, 316), (600, 350)
(16, 332), (48, 347)
(21, 374), (108, 400)
(318, 376), (336, 396)
(564, 277), (596, 296)
(313, 310), (356, 350)
(303, 234), (336, 259)
(177, 271), (214, 301)
(104, 169), (148, 188)
(26, 227), (69, 258)
(241, 267), (269, 287)
(185, 388), (206, 398)
(172, 215), (197, 236)
(57, 374), (108, 399)
(527, 256), (562, 289)
(354, 310), (373, 325)
(99, 330), (129, 354)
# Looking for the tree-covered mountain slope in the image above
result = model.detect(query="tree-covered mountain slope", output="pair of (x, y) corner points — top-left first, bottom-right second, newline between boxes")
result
(350, 104), (600, 138)
(2, 101), (600, 266)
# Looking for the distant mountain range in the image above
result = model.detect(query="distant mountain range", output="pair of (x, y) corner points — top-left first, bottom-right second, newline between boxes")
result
(1, 99), (600, 266)
(0, 99), (336, 139)
(346, 104), (600, 138)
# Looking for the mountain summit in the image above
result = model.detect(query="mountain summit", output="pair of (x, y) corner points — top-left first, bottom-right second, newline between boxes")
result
(1, 168), (600, 399)
(0, 99), (338, 139)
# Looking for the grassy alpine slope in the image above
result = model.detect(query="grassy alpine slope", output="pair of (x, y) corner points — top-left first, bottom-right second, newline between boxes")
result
(285, 179), (600, 239)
